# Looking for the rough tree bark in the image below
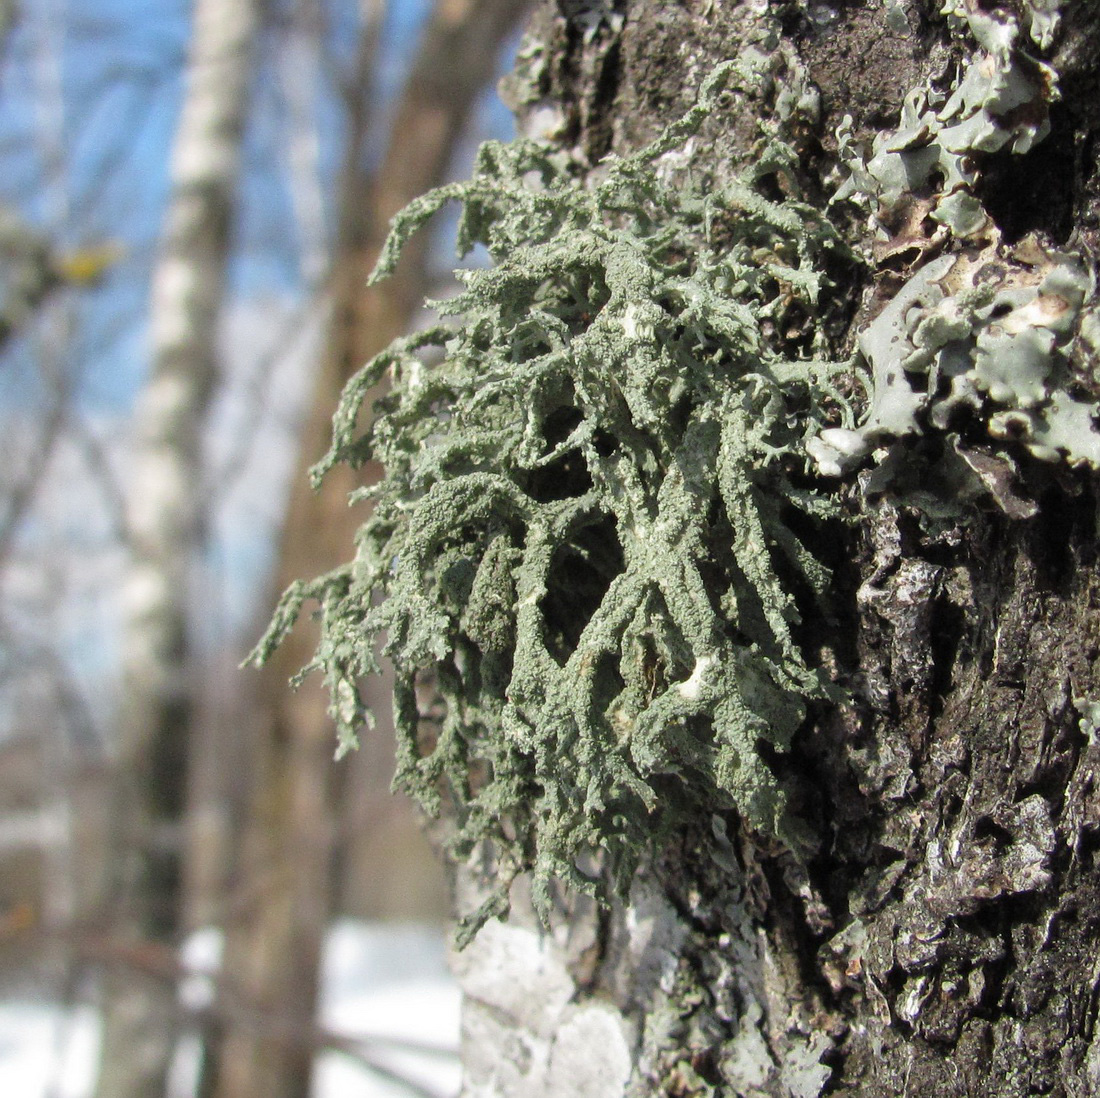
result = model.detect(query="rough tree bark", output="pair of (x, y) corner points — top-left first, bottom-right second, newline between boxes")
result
(209, 4), (528, 1098)
(449, 3), (1100, 1096)
(96, 1), (259, 1096)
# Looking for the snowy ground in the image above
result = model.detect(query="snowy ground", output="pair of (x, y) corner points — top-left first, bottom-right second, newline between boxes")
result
(0, 920), (462, 1098)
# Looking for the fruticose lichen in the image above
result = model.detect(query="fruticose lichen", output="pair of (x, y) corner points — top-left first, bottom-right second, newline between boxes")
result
(810, 0), (1100, 507)
(254, 62), (857, 941)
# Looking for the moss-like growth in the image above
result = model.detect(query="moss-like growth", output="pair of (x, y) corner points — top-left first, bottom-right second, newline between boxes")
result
(253, 63), (857, 942)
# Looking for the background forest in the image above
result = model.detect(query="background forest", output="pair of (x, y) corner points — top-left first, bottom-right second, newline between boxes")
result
(7, 0), (1100, 1095)
(0, 0), (527, 1095)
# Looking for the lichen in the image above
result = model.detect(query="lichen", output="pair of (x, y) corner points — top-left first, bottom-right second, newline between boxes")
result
(809, 244), (1100, 492)
(1075, 698), (1100, 745)
(252, 62), (857, 942)
(834, 0), (1062, 244)
(810, 0), (1099, 507)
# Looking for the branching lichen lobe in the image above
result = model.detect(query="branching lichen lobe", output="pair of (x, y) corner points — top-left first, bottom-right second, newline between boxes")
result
(254, 62), (859, 942)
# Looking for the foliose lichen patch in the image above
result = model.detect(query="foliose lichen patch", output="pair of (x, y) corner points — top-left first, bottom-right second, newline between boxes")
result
(834, 0), (1064, 246)
(252, 62), (857, 942)
(810, 0), (1100, 507)
(809, 245), (1099, 508)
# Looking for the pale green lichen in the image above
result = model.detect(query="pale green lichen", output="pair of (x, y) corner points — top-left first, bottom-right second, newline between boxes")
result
(835, 0), (1061, 242)
(1075, 698), (1100, 745)
(812, 0), (1100, 506)
(809, 245), (1100, 489)
(253, 62), (856, 941)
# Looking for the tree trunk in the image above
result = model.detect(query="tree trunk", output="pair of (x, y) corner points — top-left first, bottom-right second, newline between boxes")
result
(96, 1), (259, 1096)
(451, 3), (1100, 1096)
(210, 5), (528, 1098)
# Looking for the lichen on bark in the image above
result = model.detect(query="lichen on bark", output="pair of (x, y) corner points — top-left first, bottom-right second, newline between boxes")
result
(258, 1), (1100, 1094)
(253, 59), (860, 942)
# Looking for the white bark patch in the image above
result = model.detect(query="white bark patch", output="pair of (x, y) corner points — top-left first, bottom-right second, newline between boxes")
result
(545, 1006), (632, 1098)
(455, 920), (633, 1097)
(150, 256), (204, 352)
(128, 450), (195, 545)
(121, 565), (174, 624)
(454, 920), (574, 1040)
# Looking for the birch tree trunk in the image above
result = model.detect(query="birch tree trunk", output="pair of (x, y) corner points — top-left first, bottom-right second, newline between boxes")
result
(96, 2), (258, 1096)
(209, 5), (528, 1098)
(450, 3), (1100, 1096)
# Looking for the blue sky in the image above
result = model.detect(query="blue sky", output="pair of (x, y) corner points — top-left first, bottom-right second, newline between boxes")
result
(0, 0), (514, 414)
(0, 0), (521, 709)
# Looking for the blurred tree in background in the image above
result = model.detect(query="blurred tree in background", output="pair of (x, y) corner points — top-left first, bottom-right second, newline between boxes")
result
(210, 3), (524, 1098)
(100, 1), (261, 1094)
(0, 1), (527, 1095)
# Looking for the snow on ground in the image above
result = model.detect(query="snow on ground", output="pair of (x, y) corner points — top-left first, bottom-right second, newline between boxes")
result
(0, 999), (100, 1098)
(0, 920), (461, 1098)
(315, 921), (461, 1098)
